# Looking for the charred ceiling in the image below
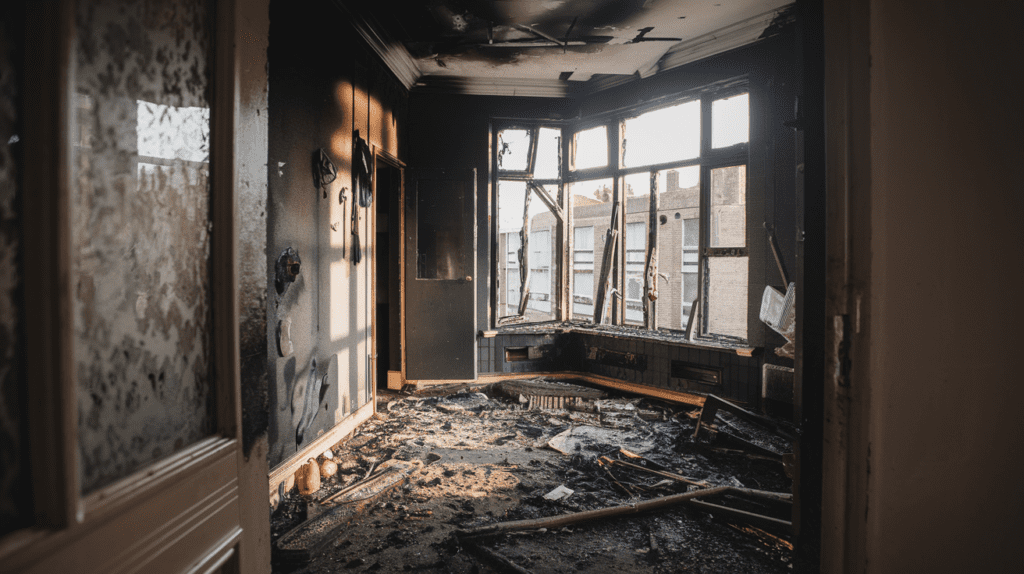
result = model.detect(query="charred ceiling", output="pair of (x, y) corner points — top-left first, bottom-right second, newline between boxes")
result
(339, 0), (794, 91)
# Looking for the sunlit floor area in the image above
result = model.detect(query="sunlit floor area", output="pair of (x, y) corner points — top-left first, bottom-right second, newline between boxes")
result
(271, 381), (793, 574)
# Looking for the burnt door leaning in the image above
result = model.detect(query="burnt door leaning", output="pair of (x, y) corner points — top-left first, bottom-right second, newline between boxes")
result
(405, 169), (477, 381)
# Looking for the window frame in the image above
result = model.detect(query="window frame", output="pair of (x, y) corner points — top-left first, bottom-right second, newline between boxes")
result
(490, 79), (753, 344)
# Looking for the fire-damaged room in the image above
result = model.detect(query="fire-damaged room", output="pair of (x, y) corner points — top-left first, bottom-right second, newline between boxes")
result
(0, 1), (1020, 573)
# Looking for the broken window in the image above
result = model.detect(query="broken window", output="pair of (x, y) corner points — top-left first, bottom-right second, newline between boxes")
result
(572, 226), (595, 319)
(653, 167), (700, 331)
(497, 128), (531, 171)
(492, 88), (752, 342)
(494, 123), (562, 325)
(496, 180), (541, 319)
(568, 178), (614, 322)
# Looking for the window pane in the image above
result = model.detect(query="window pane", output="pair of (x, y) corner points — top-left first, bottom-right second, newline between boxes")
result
(73, 0), (215, 493)
(501, 234), (521, 316)
(573, 126), (607, 170)
(569, 178), (614, 322)
(497, 180), (557, 322)
(681, 271), (699, 328)
(498, 128), (531, 171)
(624, 222), (646, 325)
(712, 93), (749, 148)
(534, 127), (561, 180)
(653, 167), (700, 331)
(706, 256), (748, 340)
(622, 100), (700, 167)
(527, 230), (553, 318)
(572, 227), (594, 319)
(710, 165), (746, 248)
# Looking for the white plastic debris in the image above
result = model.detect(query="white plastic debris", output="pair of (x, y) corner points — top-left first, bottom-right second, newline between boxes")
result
(543, 485), (574, 501)
(322, 449), (334, 459)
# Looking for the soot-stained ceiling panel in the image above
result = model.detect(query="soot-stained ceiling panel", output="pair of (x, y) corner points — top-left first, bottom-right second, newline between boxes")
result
(369, 0), (792, 82)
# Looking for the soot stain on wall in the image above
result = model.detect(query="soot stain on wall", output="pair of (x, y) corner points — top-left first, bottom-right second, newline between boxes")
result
(72, 0), (216, 493)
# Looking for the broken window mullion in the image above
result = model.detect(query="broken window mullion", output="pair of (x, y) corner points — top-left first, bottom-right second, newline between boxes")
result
(528, 181), (564, 223)
(526, 126), (540, 177)
(593, 200), (620, 325)
(642, 171), (660, 329)
(517, 186), (532, 316)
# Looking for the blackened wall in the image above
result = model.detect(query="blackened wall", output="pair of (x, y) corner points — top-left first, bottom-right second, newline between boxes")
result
(267, 0), (407, 469)
(0, 0), (29, 537)
(238, 0), (271, 461)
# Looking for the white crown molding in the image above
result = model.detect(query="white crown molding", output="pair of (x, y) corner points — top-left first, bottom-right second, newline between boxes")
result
(332, 0), (421, 90)
(654, 7), (788, 76)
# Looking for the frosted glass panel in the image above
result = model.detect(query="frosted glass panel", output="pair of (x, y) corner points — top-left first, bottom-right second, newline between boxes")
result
(73, 0), (215, 493)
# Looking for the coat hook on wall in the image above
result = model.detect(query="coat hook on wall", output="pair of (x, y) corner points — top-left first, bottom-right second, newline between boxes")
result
(313, 148), (337, 198)
(353, 131), (373, 207)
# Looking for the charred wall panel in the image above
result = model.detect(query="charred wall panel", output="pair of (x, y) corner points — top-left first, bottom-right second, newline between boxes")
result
(238, 3), (270, 460)
(72, 0), (217, 493)
(267, 0), (408, 470)
(0, 0), (29, 536)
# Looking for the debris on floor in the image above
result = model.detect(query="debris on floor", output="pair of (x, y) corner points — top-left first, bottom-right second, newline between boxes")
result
(270, 378), (795, 573)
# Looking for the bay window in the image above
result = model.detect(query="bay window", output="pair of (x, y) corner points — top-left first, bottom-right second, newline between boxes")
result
(492, 83), (752, 344)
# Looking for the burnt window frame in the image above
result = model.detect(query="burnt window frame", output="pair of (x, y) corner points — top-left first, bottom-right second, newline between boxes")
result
(491, 121), (567, 327)
(489, 78), (754, 345)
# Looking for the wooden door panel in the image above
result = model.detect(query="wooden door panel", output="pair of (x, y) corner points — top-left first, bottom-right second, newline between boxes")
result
(7, 439), (239, 574)
(405, 169), (477, 381)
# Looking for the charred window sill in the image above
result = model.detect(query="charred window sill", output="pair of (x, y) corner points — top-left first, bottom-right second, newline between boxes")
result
(495, 321), (758, 356)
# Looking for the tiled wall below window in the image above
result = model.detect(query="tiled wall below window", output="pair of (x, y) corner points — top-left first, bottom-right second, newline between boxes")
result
(479, 331), (762, 407)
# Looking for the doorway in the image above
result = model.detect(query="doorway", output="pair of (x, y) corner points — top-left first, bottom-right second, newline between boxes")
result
(374, 156), (403, 390)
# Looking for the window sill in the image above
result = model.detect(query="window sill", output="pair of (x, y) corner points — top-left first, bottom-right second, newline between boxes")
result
(495, 321), (758, 356)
